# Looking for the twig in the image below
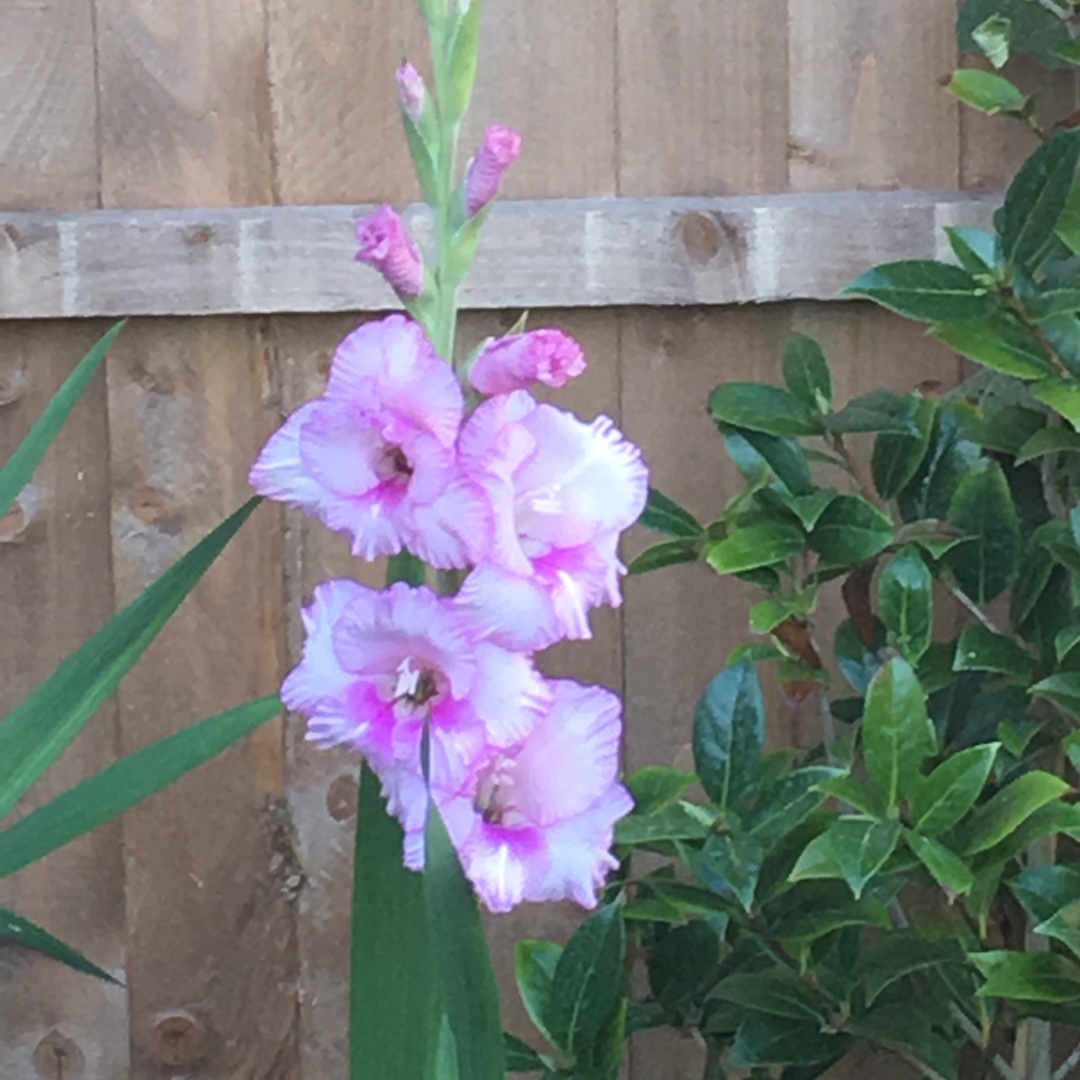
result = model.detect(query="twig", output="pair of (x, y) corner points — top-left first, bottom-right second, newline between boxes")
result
(950, 585), (1000, 634)
(1052, 1040), (1080, 1080)
(951, 1005), (1025, 1080)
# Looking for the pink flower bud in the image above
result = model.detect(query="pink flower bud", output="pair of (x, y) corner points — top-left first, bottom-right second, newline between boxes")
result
(469, 329), (586, 396)
(463, 125), (522, 216)
(396, 63), (425, 123)
(355, 206), (424, 297)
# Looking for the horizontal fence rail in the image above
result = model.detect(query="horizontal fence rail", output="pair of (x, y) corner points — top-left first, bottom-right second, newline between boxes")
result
(0, 190), (998, 319)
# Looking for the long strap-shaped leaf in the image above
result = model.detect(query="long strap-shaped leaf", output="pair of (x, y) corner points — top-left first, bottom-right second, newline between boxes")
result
(0, 321), (125, 518)
(0, 694), (281, 877)
(423, 804), (506, 1080)
(0, 497), (260, 819)
(350, 763), (439, 1079)
(0, 908), (121, 985)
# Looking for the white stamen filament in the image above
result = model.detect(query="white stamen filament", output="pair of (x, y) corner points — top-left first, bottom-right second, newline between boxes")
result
(394, 657), (422, 700)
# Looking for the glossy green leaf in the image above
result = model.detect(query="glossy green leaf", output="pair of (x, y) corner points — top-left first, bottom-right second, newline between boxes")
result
(638, 488), (704, 538)
(0, 321), (124, 520)
(546, 903), (625, 1063)
(904, 830), (974, 895)
(628, 539), (699, 575)
(621, 896), (687, 925)
(503, 1034), (546, 1074)
(769, 885), (892, 941)
(1016, 426), (1080, 463)
(1035, 899), (1080, 959)
(515, 941), (562, 1045)
(710, 382), (823, 437)
(1031, 378), (1080, 431)
(730, 1014), (848, 1069)
(970, 951), (1080, 1002)
(1056, 186), (1080, 255)
(826, 389), (920, 435)
(790, 816), (901, 899)
(862, 658), (936, 813)
(946, 226), (1000, 273)
(808, 494), (893, 566)
(711, 970), (826, 1023)
(706, 522), (805, 575)
(841, 261), (998, 322)
(956, 771), (1070, 855)
(947, 69), (1026, 114)
(690, 830), (764, 913)
(424, 802), (505, 1080)
(0, 497), (259, 820)
(0, 908), (121, 984)
(648, 920), (721, 1009)
(782, 334), (832, 413)
(971, 14), (1012, 67)
(855, 932), (966, 1006)
(614, 803), (710, 846)
(1031, 673), (1080, 721)
(959, 0), (1071, 69)
(733, 429), (815, 496)
(945, 459), (1019, 604)
(898, 409), (982, 522)
(953, 626), (1034, 679)
(692, 662), (764, 811)
(1010, 864), (1080, 923)
(930, 315), (1054, 378)
(748, 766), (843, 847)
(351, 763), (438, 1080)
(817, 775), (888, 818)
(625, 767), (697, 815)
(878, 546), (933, 664)
(0, 695), (280, 876)
(872, 398), (935, 500)
(1000, 130), (1080, 270)
(910, 742), (999, 837)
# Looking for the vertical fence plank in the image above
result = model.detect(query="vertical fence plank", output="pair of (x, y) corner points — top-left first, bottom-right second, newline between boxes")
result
(0, 322), (129, 1080)
(103, 319), (296, 1079)
(267, 1), (426, 205)
(616, 0), (789, 196)
(0, 3), (129, 1073)
(93, 0), (294, 1075)
(787, 1), (958, 191)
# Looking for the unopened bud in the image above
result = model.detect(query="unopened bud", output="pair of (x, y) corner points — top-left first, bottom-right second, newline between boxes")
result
(396, 63), (426, 123)
(463, 125), (522, 216)
(355, 206), (424, 297)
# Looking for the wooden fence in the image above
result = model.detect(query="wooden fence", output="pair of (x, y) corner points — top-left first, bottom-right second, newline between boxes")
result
(0, 1), (1069, 1077)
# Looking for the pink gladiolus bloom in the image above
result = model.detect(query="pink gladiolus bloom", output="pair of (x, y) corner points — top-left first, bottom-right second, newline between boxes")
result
(464, 125), (522, 216)
(432, 681), (632, 912)
(282, 579), (551, 809)
(355, 206), (424, 296)
(469, 329), (587, 396)
(249, 315), (486, 568)
(457, 391), (649, 650)
(396, 63), (425, 122)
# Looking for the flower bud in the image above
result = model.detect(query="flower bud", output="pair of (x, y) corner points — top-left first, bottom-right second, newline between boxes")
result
(463, 125), (521, 216)
(469, 329), (586, 395)
(355, 206), (424, 297)
(395, 63), (426, 123)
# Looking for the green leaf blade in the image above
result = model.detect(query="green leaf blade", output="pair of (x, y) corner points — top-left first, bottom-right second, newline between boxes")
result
(0, 908), (121, 985)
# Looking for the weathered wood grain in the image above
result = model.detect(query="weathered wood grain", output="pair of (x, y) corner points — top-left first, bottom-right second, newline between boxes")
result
(788, 1), (958, 191)
(616, 0), (789, 196)
(93, 0), (295, 1075)
(0, 190), (999, 318)
(0, 322), (129, 1080)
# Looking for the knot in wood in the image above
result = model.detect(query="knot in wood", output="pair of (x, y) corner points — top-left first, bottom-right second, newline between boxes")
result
(33, 1029), (85, 1080)
(149, 1011), (207, 1067)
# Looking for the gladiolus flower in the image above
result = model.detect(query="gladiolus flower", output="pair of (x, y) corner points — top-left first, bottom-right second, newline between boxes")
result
(396, 63), (426, 122)
(249, 315), (486, 568)
(282, 579), (551, 804)
(469, 329), (587, 396)
(457, 391), (649, 650)
(355, 206), (425, 296)
(428, 681), (632, 912)
(464, 125), (521, 216)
